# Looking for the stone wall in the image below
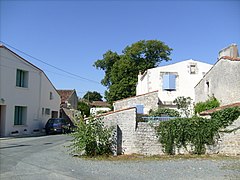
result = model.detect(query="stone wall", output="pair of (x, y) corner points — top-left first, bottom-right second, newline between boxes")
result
(195, 59), (240, 105)
(101, 108), (240, 156)
(101, 107), (137, 154)
(134, 122), (163, 155)
(113, 91), (159, 114)
(212, 117), (240, 156)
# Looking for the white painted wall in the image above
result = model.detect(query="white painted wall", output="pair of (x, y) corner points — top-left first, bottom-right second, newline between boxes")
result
(90, 107), (111, 115)
(136, 59), (213, 105)
(0, 46), (60, 137)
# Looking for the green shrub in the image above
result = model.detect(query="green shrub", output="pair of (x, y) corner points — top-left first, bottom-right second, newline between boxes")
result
(194, 96), (220, 114)
(69, 117), (113, 157)
(149, 108), (180, 117)
(156, 107), (240, 155)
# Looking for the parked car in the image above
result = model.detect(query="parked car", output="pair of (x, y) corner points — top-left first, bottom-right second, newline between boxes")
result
(45, 118), (73, 135)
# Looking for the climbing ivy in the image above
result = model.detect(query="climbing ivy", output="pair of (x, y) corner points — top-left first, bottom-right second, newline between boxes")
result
(156, 107), (240, 155)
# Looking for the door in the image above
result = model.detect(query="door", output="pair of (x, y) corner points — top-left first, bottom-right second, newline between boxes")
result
(0, 105), (6, 137)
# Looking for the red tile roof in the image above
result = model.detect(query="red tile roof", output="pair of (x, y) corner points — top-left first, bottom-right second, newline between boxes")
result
(219, 56), (240, 61)
(57, 90), (75, 103)
(200, 102), (240, 115)
(90, 101), (111, 107)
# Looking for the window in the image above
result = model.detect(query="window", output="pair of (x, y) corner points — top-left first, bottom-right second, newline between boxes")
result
(45, 108), (50, 115)
(163, 74), (176, 91)
(51, 111), (58, 118)
(190, 65), (196, 74)
(16, 69), (28, 88)
(50, 92), (53, 100)
(14, 106), (27, 125)
(206, 81), (210, 94)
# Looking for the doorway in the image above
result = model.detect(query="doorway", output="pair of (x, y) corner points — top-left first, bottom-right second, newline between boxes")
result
(0, 105), (6, 137)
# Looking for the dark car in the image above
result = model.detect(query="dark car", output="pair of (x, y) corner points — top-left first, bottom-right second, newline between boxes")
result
(45, 118), (73, 135)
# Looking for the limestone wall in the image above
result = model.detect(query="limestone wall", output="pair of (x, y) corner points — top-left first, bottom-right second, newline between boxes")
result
(101, 108), (240, 156)
(113, 91), (159, 114)
(101, 107), (137, 154)
(214, 117), (240, 156)
(134, 122), (163, 155)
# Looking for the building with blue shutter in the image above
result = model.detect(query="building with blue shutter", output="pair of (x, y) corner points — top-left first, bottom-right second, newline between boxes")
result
(136, 59), (212, 111)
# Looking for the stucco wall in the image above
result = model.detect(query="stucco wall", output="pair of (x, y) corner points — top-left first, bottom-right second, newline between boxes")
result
(113, 91), (159, 114)
(68, 91), (78, 110)
(195, 59), (240, 105)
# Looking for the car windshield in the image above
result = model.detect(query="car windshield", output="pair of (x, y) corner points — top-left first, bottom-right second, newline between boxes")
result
(48, 119), (63, 124)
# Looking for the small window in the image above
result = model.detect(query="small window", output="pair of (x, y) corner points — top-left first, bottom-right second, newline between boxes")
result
(16, 69), (28, 88)
(14, 106), (27, 125)
(190, 64), (197, 74)
(163, 74), (176, 91)
(42, 108), (44, 115)
(206, 81), (210, 93)
(50, 92), (53, 100)
(45, 108), (50, 115)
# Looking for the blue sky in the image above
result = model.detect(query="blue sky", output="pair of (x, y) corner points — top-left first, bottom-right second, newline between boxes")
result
(1, 0), (240, 98)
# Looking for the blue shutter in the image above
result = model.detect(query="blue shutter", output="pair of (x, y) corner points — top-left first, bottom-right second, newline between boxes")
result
(163, 74), (170, 90)
(169, 74), (176, 90)
(136, 105), (144, 114)
(163, 74), (176, 90)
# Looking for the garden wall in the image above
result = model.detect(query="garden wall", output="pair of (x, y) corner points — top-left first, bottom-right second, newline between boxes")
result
(101, 110), (240, 156)
(113, 91), (159, 114)
(101, 107), (137, 154)
(210, 116), (240, 156)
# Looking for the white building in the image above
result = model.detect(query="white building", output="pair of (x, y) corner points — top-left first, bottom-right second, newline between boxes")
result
(90, 101), (111, 115)
(136, 59), (213, 109)
(0, 45), (61, 137)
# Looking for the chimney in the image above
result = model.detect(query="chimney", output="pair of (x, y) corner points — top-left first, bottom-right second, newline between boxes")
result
(218, 44), (239, 59)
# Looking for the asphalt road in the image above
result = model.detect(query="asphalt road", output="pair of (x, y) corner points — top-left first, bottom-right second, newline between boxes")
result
(0, 134), (240, 180)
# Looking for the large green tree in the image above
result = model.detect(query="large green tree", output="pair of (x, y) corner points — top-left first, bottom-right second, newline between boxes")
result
(94, 40), (172, 102)
(83, 91), (103, 102)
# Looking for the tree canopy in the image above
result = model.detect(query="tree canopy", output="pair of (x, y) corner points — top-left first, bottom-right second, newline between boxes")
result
(94, 40), (172, 102)
(77, 101), (90, 117)
(83, 91), (103, 102)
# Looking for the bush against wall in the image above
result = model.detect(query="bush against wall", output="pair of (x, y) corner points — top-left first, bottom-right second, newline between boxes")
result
(69, 117), (113, 157)
(194, 96), (220, 115)
(156, 107), (240, 155)
(149, 108), (180, 117)
(173, 96), (192, 117)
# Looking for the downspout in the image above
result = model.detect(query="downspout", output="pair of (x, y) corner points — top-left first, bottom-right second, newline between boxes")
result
(38, 72), (42, 126)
